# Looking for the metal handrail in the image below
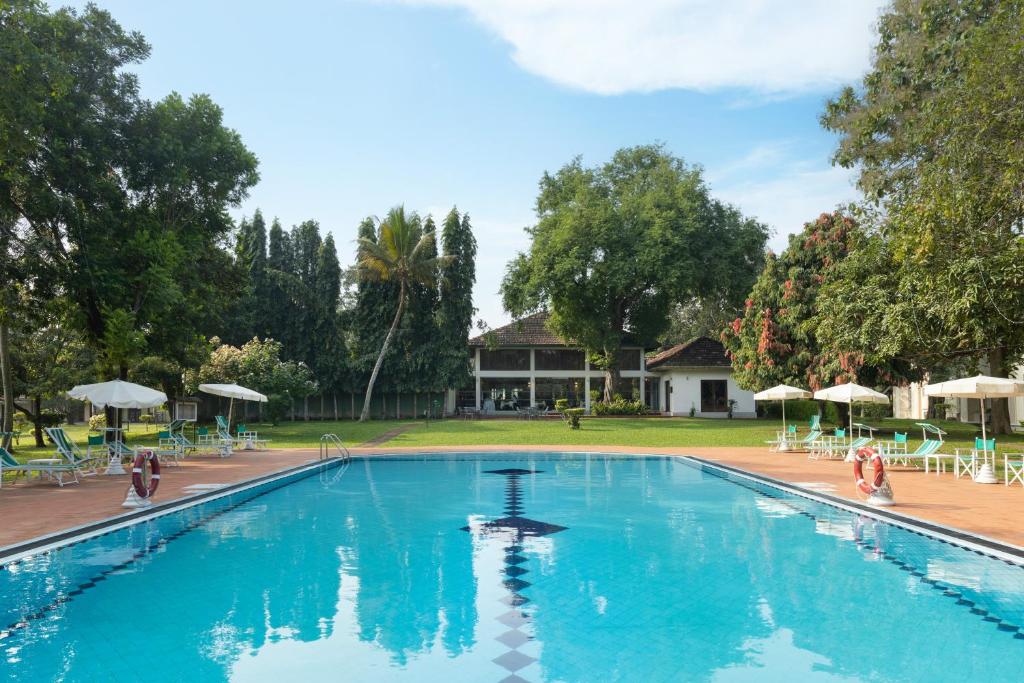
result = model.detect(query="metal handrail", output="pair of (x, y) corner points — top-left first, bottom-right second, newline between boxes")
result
(319, 433), (351, 461)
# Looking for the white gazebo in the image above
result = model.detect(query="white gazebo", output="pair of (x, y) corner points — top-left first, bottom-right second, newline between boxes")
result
(925, 375), (1024, 484)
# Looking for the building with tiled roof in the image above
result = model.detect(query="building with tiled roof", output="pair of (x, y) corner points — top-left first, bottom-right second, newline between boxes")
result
(462, 312), (650, 414)
(644, 336), (754, 417)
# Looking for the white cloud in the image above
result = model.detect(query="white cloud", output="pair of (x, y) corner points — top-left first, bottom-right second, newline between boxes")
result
(392, 0), (885, 95)
(711, 159), (860, 253)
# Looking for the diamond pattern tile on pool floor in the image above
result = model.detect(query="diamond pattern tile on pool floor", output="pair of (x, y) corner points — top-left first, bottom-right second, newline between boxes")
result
(496, 629), (531, 649)
(499, 675), (531, 683)
(493, 650), (537, 672)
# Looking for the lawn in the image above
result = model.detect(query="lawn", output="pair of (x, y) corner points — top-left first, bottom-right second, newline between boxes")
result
(7, 415), (1023, 461)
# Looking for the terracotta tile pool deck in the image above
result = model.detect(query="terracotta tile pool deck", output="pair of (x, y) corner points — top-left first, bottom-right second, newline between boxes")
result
(1, 445), (1022, 551)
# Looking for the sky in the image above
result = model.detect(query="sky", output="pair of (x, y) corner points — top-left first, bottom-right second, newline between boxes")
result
(73, 0), (886, 329)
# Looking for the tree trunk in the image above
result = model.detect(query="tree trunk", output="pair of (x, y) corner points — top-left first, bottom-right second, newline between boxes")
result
(33, 396), (44, 447)
(360, 283), (406, 421)
(988, 348), (1012, 435)
(0, 318), (13, 451)
(602, 346), (622, 403)
(333, 393), (338, 421)
(350, 392), (355, 420)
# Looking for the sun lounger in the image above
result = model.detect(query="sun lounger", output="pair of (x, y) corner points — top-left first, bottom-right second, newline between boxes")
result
(810, 428), (847, 460)
(46, 427), (101, 476)
(1, 446), (79, 487)
(766, 425), (799, 452)
(155, 430), (184, 466)
(788, 429), (823, 453)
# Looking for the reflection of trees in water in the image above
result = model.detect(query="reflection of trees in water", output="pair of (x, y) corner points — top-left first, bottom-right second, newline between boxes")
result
(343, 458), (478, 663)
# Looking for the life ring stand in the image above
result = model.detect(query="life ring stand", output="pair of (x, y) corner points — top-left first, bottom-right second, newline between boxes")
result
(853, 446), (894, 506)
(123, 449), (160, 508)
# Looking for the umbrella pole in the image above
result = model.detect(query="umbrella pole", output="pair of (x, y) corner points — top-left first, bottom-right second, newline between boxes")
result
(976, 395), (997, 484)
(228, 398), (234, 433)
(782, 400), (786, 433)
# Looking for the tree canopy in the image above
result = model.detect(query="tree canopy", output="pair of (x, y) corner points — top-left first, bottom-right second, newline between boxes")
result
(502, 144), (768, 400)
(821, 0), (1024, 432)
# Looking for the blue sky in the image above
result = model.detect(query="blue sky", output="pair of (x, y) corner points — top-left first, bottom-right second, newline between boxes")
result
(76, 0), (885, 328)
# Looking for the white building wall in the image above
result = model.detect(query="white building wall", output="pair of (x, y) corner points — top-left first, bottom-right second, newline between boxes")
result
(658, 367), (756, 418)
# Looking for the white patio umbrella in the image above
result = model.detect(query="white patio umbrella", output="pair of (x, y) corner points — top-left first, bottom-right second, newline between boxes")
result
(68, 379), (167, 410)
(198, 383), (268, 428)
(754, 384), (812, 433)
(67, 379), (167, 475)
(813, 383), (890, 436)
(924, 374), (1024, 484)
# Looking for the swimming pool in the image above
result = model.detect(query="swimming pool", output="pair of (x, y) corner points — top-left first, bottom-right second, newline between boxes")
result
(2, 452), (1022, 682)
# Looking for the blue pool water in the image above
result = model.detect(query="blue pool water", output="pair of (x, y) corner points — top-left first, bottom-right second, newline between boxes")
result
(2, 453), (1023, 682)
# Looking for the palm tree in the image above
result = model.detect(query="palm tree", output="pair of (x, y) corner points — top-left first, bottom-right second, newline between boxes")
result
(357, 206), (450, 422)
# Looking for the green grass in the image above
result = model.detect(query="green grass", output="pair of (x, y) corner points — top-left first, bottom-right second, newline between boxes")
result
(7, 416), (1022, 462)
(5, 420), (405, 461)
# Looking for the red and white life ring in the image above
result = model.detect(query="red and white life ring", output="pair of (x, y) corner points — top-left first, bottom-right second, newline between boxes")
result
(131, 449), (161, 499)
(853, 446), (886, 495)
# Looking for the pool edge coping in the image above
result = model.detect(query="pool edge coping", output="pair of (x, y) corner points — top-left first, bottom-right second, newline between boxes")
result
(0, 456), (341, 566)
(2, 449), (1021, 569)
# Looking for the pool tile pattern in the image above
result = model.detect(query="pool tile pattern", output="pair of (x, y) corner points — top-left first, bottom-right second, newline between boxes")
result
(462, 467), (568, 682)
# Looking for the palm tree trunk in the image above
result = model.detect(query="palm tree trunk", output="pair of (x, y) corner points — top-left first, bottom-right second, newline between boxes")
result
(360, 282), (406, 422)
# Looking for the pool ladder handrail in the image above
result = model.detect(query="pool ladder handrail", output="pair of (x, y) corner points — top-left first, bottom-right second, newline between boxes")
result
(319, 433), (351, 462)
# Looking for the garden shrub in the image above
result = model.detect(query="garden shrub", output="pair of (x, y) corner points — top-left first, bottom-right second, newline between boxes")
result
(265, 394), (291, 425)
(88, 413), (107, 432)
(563, 408), (584, 429)
(591, 394), (645, 416)
(554, 399), (570, 413)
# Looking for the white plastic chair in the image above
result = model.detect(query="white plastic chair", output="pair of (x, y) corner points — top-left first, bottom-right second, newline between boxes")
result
(1005, 453), (1024, 487)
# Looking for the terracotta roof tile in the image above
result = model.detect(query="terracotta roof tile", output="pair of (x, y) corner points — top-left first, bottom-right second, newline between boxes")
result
(468, 312), (564, 347)
(646, 337), (731, 369)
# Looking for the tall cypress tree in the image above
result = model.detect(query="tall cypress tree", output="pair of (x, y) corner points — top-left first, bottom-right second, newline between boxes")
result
(230, 210), (269, 342)
(290, 220), (323, 367)
(314, 233), (346, 394)
(437, 208), (477, 392)
(266, 218), (297, 350)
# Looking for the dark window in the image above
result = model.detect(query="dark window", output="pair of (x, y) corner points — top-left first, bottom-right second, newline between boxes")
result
(479, 349), (530, 371)
(619, 349), (642, 370)
(481, 378), (530, 411)
(535, 349), (584, 371)
(644, 377), (659, 411)
(534, 377), (585, 408)
(700, 379), (729, 412)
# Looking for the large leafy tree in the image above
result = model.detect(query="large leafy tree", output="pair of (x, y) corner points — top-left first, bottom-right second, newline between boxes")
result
(356, 206), (450, 421)
(822, 0), (1024, 432)
(502, 145), (768, 400)
(722, 212), (919, 405)
(0, 2), (258, 381)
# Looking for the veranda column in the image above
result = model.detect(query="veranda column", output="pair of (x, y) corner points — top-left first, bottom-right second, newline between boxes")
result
(475, 348), (482, 410)
(529, 348), (536, 408)
(584, 355), (591, 414)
